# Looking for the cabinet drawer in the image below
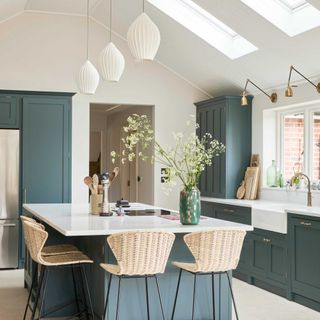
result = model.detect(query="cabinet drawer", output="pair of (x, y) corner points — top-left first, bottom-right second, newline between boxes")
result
(0, 96), (19, 128)
(213, 204), (251, 225)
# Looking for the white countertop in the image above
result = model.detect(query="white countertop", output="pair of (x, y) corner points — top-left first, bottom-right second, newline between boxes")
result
(201, 197), (320, 234)
(23, 203), (253, 236)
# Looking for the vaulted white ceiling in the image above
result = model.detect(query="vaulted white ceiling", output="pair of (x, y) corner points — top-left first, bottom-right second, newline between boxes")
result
(1, 0), (320, 96)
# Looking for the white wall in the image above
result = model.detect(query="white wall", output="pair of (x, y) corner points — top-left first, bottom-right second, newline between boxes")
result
(252, 81), (320, 201)
(0, 12), (209, 209)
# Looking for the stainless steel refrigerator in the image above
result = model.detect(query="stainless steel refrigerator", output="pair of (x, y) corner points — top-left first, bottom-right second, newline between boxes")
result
(0, 130), (19, 268)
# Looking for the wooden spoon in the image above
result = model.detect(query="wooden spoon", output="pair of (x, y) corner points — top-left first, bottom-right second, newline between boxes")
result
(92, 174), (99, 194)
(84, 176), (95, 194)
(109, 167), (119, 183)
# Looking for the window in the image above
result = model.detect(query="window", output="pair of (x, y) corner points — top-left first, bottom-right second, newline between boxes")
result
(147, 0), (258, 59)
(278, 106), (320, 183)
(241, 0), (320, 36)
(312, 111), (320, 180)
(282, 112), (304, 180)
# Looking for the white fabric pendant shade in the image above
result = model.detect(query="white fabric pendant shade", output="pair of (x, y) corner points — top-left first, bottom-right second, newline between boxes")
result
(78, 60), (100, 95)
(99, 42), (125, 82)
(127, 12), (161, 61)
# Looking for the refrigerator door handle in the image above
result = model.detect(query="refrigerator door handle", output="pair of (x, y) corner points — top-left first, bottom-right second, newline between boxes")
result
(0, 223), (17, 227)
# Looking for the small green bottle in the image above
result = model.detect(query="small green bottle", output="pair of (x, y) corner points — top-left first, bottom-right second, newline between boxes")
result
(279, 173), (284, 188)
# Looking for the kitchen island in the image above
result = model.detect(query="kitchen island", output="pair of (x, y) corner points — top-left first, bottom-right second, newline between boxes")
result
(23, 203), (253, 320)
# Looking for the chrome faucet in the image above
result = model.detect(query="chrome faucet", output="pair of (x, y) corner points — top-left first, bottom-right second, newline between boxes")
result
(291, 172), (312, 207)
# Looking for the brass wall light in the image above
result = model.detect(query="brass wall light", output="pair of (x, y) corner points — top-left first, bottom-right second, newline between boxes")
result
(241, 79), (277, 106)
(286, 65), (320, 97)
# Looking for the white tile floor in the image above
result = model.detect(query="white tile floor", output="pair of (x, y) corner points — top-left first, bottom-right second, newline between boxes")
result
(0, 270), (320, 320)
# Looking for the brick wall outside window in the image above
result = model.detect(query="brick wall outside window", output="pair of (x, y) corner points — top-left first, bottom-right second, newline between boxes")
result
(283, 117), (304, 181)
(313, 118), (320, 180)
(283, 116), (320, 181)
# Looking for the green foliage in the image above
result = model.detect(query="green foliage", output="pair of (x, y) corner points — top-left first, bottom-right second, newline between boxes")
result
(111, 114), (225, 191)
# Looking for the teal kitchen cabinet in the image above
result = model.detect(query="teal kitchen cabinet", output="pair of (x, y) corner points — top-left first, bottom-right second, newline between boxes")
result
(213, 203), (251, 225)
(18, 92), (73, 287)
(195, 96), (252, 198)
(22, 95), (72, 203)
(201, 201), (252, 280)
(0, 95), (19, 128)
(288, 214), (320, 311)
(213, 204), (252, 280)
(250, 229), (288, 297)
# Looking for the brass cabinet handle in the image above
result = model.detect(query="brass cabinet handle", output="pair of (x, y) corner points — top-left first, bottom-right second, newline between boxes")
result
(300, 221), (312, 226)
(223, 208), (235, 213)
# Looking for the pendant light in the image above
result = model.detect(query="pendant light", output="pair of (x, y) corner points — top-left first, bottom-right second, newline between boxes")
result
(127, 0), (160, 61)
(99, 0), (125, 82)
(77, 0), (99, 94)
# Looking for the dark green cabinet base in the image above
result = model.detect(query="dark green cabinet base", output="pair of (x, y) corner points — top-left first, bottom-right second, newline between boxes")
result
(202, 202), (289, 299)
(288, 214), (320, 312)
(202, 201), (320, 314)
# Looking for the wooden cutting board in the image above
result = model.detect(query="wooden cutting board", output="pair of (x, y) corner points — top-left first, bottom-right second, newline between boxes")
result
(244, 167), (260, 200)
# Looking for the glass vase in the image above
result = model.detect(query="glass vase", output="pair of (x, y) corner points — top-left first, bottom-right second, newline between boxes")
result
(266, 160), (279, 187)
(179, 187), (201, 225)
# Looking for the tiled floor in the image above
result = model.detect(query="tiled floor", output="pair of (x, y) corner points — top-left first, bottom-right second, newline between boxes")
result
(1, 270), (320, 320)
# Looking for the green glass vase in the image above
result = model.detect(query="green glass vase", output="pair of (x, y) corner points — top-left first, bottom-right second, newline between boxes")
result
(179, 187), (201, 225)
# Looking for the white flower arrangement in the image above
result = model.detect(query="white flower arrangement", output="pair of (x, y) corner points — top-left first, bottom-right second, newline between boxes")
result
(111, 114), (225, 192)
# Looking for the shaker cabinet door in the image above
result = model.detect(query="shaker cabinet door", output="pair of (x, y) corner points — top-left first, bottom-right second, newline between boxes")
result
(0, 95), (19, 128)
(290, 217), (320, 302)
(22, 96), (71, 203)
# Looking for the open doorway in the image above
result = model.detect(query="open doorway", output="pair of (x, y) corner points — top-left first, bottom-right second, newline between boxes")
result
(89, 103), (154, 205)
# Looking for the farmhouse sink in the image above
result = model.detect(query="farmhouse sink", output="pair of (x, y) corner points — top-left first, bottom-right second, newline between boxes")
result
(252, 204), (287, 234)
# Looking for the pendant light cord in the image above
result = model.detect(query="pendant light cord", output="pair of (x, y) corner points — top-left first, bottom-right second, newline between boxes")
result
(86, 0), (89, 60)
(142, 0), (145, 12)
(109, 0), (112, 42)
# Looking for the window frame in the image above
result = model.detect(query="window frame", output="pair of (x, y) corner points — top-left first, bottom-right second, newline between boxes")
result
(277, 104), (320, 182)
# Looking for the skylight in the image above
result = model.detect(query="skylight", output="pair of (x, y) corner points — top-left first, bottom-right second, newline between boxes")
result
(147, 0), (258, 60)
(241, 0), (320, 36)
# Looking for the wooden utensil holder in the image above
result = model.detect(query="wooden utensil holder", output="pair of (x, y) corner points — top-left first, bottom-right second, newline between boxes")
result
(90, 194), (103, 215)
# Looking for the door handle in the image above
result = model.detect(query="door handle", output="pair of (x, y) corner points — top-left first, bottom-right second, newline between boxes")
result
(24, 188), (27, 204)
(300, 221), (312, 226)
(223, 209), (235, 213)
(0, 223), (16, 227)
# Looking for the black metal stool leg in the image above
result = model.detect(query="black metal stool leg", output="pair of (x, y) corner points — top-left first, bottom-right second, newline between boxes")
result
(31, 266), (45, 320)
(155, 275), (166, 320)
(226, 272), (239, 320)
(71, 265), (81, 319)
(103, 274), (112, 320)
(145, 276), (150, 320)
(80, 264), (94, 320)
(23, 264), (38, 320)
(212, 273), (215, 320)
(192, 273), (197, 320)
(38, 268), (49, 319)
(115, 276), (122, 320)
(78, 265), (89, 320)
(171, 269), (182, 320)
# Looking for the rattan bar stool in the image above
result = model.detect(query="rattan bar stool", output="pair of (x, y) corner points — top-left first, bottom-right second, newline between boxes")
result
(22, 220), (94, 320)
(171, 230), (246, 320)
(21, 216), (80, 256)
(100, 231), (175, 320)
